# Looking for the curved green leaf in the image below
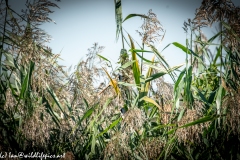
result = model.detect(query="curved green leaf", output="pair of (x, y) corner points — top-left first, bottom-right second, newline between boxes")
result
(122, 14), (149, 23)
(179, 115), (219, 128)
(145, 63), (184, 82)
(97, 117), (122, 137)
(97, 54), (111, 63)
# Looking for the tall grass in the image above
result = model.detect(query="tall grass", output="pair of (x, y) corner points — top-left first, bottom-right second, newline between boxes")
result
(0, 0), (239, 159)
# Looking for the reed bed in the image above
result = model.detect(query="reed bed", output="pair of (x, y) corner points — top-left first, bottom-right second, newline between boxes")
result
(0, 0), (239, 159)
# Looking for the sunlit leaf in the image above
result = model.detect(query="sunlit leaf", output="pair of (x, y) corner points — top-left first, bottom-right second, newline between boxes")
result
(140, 96), (162, 111)
(141, 55), (155, 97)
(128, 34), (141, 87)
(102, 67), (121, 96)
(145, 63), (184, 82)
(120, 60), (135, 69)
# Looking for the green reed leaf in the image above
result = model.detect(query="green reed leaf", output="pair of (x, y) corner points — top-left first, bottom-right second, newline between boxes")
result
(145, 63), (183, 83)
(46, 83), (66, 117)
(179, 115), (219, 128)
(97, 54), (111, 63)
(19, 61), (34, 99)
(120, 60), (135, 69)
(97, 117), (122, 138)
(140, 96), (162, 110)
(122, 14), (149, 23)
(114, 0), (123, 41)
(128, 34), (141, 87)
(177, 109), (185, 122)
(142, 56), (155, 97)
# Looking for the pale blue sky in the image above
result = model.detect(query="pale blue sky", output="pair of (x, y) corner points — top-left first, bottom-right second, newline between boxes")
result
(10, 0), (240, 83)
(42, 0), (203, 83)
(43, 0), (203, 64)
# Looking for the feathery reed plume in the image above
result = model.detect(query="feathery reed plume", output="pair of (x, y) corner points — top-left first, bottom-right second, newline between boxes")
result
(193, 0), (239, 49)
(136, 9), (165, 46)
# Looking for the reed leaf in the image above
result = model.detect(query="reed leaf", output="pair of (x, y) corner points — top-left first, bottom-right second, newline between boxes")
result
(114, 0), (123, 41)
(119, 60), (136, 69)
(102, 67), (120, 96)
(172, 42), (202, 60)
(179, 115), (220, 128)
(129, 49), (152, 53)
(122, 14), (149, 23)
(141, 55), (155, 97)
(97, 117), (122, 138)
(140, 96), (162, 111)
(149, 45), (176, 82)
(3, 50), (15, 68)
(145, 63), (183, 83)
(177, 109), (185, 122)
(79, 106), (94, 125)
(136, 52), (159, 63)
(216, 86), (224, 125)
(97, 54), (111, 63)
(46, 83), (66, 117)
(118, 81), (139, 88)
(42, 95), (60, 127)
(128, 34), (141, 87)
(19, 61), (34, 99)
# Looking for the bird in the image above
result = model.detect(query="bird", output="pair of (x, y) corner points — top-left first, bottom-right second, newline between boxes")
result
(120, 105), (128, 118)
(120, 107), (127, 114)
